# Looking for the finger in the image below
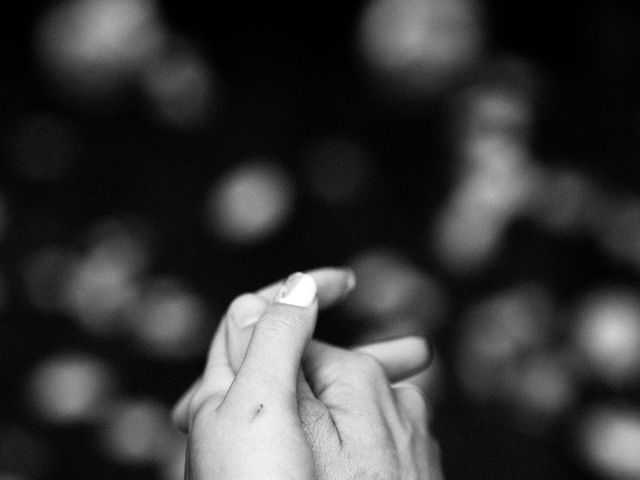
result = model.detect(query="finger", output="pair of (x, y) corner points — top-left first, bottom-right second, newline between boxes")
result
(303, 340), (397, 413)
(224, 294), (268, 372)
(226, 273), (318, 408)
(226, 268), (356, 372)
(257, 267), (355, 307)
(172, 333), (432, 430)
(170, 295), (265, 431)
(180, 319), (235, 432)
(171, 377), (201, 431)
(296, 370), (341, 450)
(171, 268), (354, 428)
(172, 337), (433, 431)
(354, 336), (433, 382)
(391, 383), (430, 426)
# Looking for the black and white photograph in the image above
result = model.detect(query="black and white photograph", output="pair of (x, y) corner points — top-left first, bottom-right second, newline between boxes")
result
(1, 0), (640, 479)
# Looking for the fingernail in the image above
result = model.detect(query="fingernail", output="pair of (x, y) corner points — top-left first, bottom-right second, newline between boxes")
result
(275, 272), (317, 307)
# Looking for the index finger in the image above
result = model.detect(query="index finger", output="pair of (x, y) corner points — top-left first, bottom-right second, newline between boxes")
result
(256, 267), (355, 307)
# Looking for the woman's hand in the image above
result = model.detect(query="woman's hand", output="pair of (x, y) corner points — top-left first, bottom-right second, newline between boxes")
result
(173, 268), (443, 479)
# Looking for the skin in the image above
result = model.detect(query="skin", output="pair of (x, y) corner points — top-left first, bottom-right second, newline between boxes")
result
(172, 267), (444, 480)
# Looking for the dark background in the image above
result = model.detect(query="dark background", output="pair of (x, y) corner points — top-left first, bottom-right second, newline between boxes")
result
(2, 1), (640, 479)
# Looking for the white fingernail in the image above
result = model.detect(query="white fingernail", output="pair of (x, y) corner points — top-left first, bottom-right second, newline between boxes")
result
(275, 272), (317, 307)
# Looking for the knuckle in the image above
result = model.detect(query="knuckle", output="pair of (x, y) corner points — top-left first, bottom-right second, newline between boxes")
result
(352, 352), (387, 379)
(227, 293), (259, 318)
(299, 398), (330, 434)
(255, 311), (300, 336)
(190, 395), (224, 430)
(332, 352), (388, 390)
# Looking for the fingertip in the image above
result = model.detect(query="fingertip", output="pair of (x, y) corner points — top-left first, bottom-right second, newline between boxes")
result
(275, 272), (317, 308)
(413, 335), (434, 371)
(226, 293), (268, 329)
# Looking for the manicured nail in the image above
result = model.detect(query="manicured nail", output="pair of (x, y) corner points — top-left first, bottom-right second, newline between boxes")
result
(275, 272), (317, 307)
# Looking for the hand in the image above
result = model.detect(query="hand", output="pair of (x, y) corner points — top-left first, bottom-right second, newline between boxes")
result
(173, 268), (443, 479)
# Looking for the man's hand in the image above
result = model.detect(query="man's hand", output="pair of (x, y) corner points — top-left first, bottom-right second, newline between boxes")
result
(173, 268), (443, 479)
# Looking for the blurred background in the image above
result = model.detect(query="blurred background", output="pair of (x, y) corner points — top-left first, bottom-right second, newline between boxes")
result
(2, 0), (640, 478)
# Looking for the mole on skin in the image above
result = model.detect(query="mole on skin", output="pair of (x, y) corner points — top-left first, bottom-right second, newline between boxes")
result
(252, 403), (264, 420)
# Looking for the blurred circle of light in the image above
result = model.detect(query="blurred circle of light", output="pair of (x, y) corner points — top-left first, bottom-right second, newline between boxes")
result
(127, 278), (210, 359)
(346, 249), (447, 338)
(206, 159), (295, 244)
(301, 137), (374, 204)
(455, 284), (554, 402)
(357, 0), (484, 99)
(431, 137), (537, 274)
(578, 404), (640, 480)
(529, 169), (602, 235)
(21, 247), (73, 313)
(33, 0), (167, 105)
(4, 112), (82, 182)
(26, 353), (118, 426)
(140, 42), (217, 129)
(63, 218), (151, 334)
(431, 205), (504, 274)
(100, 399), (179, 465)
(572, 289), (640, 387)
(505, 351), (578, 433)
(460, 88), (533, 145)
(64, 251), (140, 334)
(85, 218), (152, 275)
(0, 426), (52, 480)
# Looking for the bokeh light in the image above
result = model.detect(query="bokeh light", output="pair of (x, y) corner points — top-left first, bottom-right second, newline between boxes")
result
(33, 0), (167, 105)
(529, 169), (602, 235)
(431, 142), (538, 273)
(140, 40), (217, 129)
(455, 284), (554, 402)
(99, 399), (181, 465)
(346, 248), (447, 340)
(578, 404), (640, 480)
(454, 76), (535, 150)
(206, 159), (295, 244)
(504, 350), (579, 433)
(571, 289), (640, 387)
(126, 277), (210, 359)
(26, 353), (118, 426)
(357, 0), (485, 100)
(63, 218), (151, 334)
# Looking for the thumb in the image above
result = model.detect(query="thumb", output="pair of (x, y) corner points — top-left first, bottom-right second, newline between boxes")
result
(225, 272), (318, 408)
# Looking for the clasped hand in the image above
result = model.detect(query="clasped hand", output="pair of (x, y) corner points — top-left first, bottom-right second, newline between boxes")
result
(172, 268), (443, 479)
